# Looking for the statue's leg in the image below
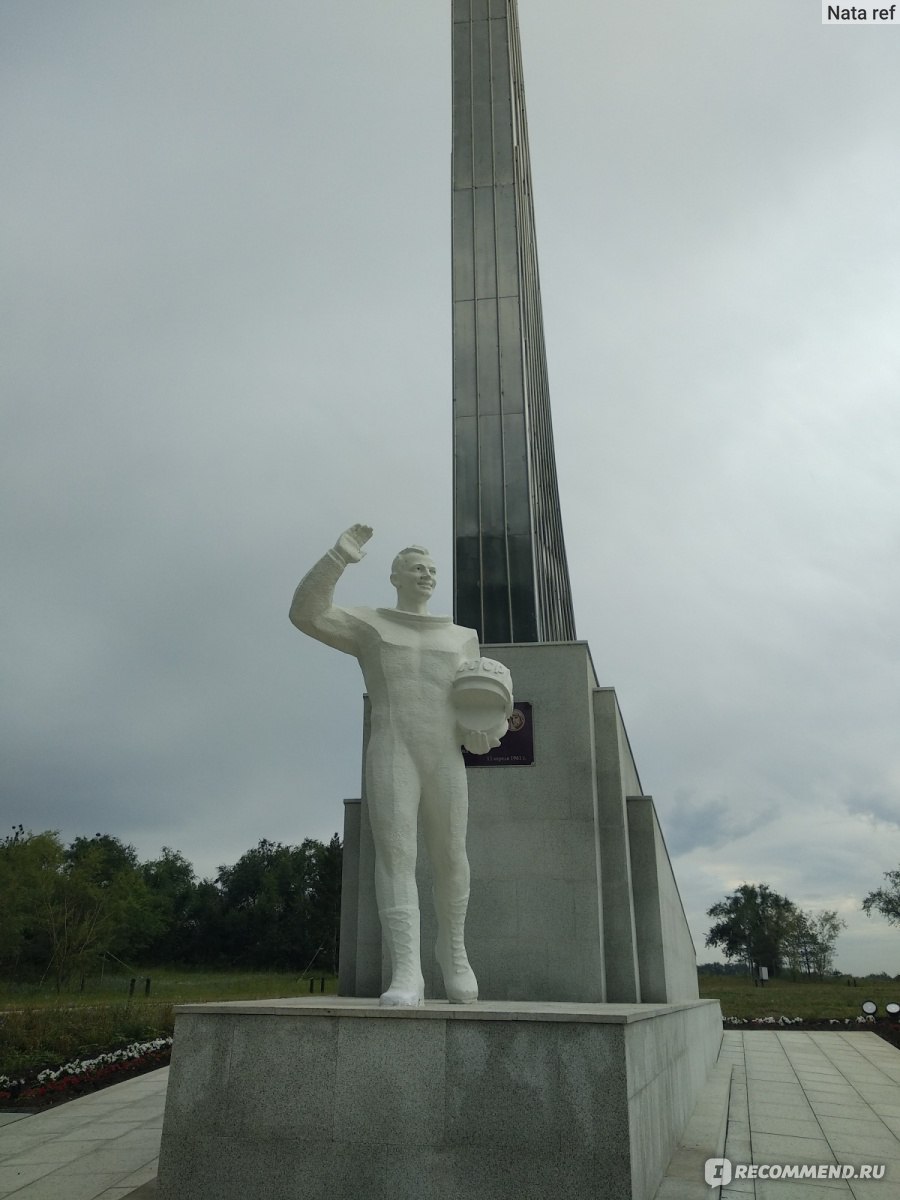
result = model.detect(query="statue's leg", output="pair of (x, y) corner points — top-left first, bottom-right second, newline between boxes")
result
(420, 760), (478, 1004)
(366, 737), (424, 1007)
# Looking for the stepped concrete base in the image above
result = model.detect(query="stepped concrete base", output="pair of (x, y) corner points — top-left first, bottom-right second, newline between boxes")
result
(157, 996), (722, 1200)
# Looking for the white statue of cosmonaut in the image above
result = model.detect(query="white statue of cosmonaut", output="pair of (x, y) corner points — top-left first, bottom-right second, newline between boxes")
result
(290, 524), (512, 1006)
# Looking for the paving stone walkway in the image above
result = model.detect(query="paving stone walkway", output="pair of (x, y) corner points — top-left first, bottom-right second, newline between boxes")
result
(0, 1068), (166, 1199)
(658, 1029), (900, 1199)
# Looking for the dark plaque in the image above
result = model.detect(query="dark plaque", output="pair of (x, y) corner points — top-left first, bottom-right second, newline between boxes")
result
(463, 702), (534, 768)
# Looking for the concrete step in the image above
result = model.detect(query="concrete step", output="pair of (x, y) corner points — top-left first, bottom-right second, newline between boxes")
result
(653, 1050), (734, 1199)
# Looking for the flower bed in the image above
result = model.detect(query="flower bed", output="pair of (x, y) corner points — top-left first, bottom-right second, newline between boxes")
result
(723, 1015), (876, 1027)
(721, 1013), (900, 1054)
(0, 1036), (172, 1110)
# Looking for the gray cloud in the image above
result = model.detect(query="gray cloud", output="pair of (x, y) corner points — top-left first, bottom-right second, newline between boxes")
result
(2, 1), (899, 976)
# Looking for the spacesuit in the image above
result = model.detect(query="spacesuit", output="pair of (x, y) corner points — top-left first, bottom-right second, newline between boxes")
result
(290, 525), (509, 1006)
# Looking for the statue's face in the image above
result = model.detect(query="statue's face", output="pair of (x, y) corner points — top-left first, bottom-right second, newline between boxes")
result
(392, 554), (437, 604)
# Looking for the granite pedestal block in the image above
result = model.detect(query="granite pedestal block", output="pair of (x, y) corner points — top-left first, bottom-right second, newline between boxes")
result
(157, 996), (722, 1200)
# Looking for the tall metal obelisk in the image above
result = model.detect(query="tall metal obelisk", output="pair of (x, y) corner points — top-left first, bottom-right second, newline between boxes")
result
(452, 0), (576, 644)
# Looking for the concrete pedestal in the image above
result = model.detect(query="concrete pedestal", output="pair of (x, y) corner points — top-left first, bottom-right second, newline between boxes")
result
(157, 996), (721, 1200)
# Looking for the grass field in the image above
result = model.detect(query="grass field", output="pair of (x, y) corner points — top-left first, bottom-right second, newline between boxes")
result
(4, 970), (898, 1080)
(0, 969), (337, 1077)
(699, 973), (900, 1020)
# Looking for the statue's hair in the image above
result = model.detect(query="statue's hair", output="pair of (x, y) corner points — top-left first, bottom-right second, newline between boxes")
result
(391, 545), (431, 576)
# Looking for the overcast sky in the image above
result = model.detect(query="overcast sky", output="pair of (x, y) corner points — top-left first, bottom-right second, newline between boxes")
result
(3, 2), (899, 978)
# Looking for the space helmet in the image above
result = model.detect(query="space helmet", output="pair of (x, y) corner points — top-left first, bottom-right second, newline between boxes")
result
(451, 657), (513, 734)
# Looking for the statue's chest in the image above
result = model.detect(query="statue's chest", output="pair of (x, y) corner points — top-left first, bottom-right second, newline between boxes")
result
(375, 624), (465, 653)
(358, 618), (470, 686)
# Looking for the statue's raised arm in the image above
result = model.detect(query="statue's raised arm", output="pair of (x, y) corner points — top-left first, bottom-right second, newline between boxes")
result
(288, 523), (373, 654)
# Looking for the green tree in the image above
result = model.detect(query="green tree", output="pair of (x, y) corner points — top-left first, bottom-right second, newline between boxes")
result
(181, 878), (229, 964)
(41, 854), (114, 990)
(43, 834), (159, 988)
(862, 867), (900, 927)
(306, 834), (342, 974)
(0, 828), (162, 988)
(807, 910), (845, 976)
(66, 833), (139, 878)
(216, 839), (314, 969)
(783, 909), (845, 978)
(214, 836), (342, 972)
(782, 910), (815, 978)
(1, 827), (344, 978)
(0, 827), (64, 972)
(140, 847), (200, 963)
(705, 883), (798, 976)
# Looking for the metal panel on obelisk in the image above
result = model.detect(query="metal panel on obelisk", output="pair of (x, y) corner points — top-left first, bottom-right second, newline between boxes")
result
(451, 0), (575, 644)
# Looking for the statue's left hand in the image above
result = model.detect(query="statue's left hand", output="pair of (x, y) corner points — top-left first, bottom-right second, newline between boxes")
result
(461, 726), (504, 755)
(462, 731), (488, 755)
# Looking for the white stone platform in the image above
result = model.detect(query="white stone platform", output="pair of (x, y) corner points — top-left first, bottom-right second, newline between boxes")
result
(156, 995), (721, 1200)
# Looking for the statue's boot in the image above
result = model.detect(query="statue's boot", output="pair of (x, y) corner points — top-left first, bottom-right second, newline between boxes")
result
(379, 905), (424, 1007)
(435, 896), (478, 1004)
